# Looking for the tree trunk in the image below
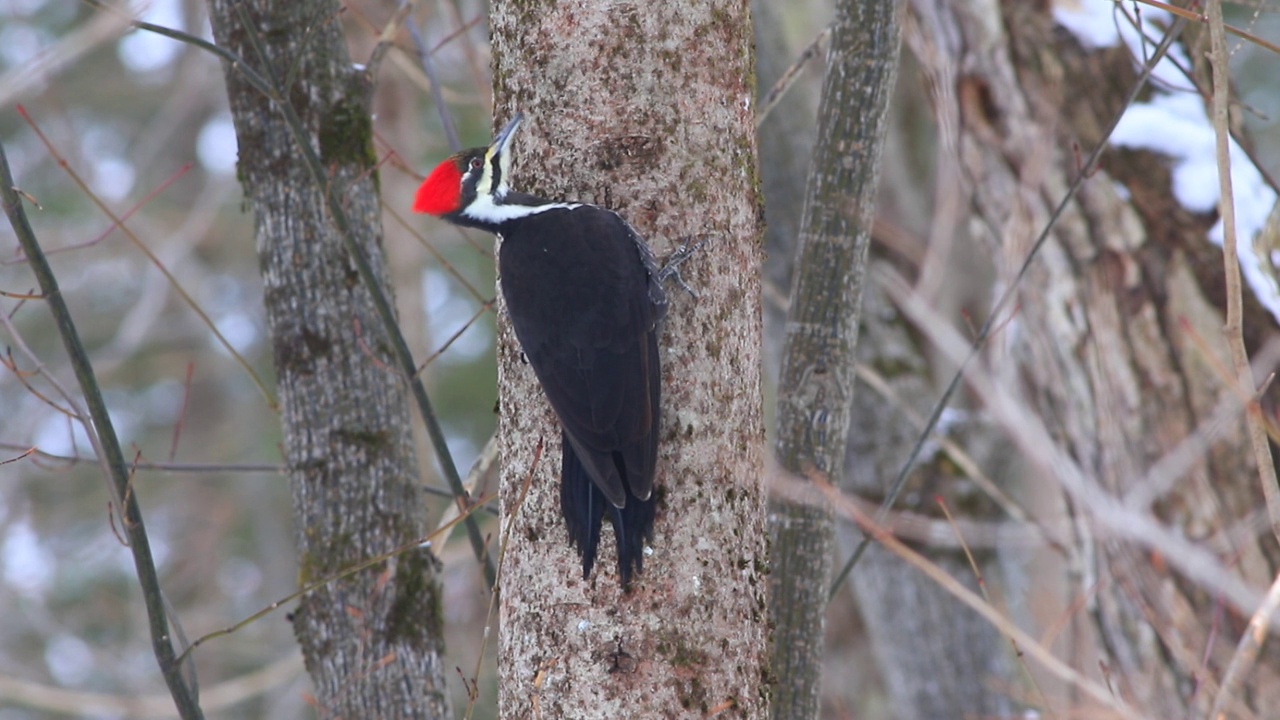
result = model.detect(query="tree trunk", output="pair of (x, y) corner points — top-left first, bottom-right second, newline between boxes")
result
(831, 7), (1024, 717)
(207, 3), (452, 717)
(873, 0), (1280, 716)
(488, 1), (769, 717)
(769, 1), (902, 718)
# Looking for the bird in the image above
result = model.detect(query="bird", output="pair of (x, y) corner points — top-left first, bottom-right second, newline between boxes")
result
(412, 113), (668, 587)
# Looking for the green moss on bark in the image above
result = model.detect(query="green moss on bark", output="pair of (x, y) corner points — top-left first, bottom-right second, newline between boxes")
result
(318, 98), (378, 188)
(387, 548), (447, 649)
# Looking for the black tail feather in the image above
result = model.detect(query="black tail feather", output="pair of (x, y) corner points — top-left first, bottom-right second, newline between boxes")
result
(560, 438), (605, 579)
(607, 487), (656, 587)
(560, 435), (656, 587)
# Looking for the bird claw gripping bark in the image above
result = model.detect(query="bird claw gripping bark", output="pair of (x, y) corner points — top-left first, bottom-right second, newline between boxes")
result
(658, 235), (711, 299)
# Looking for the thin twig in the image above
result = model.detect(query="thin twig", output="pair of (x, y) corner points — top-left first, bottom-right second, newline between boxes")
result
(0, 161), (192, 267)
(0, 313), (118, 495)
(82, 0), (275, 97)
(756, 25), (831, 128)
(1131, 0), (1280, 56)
(0, 441), (499, 512)
(80, 1), (500, 596)
(1210, 570), (1280, 720)
(806, 470), (1148, 720)
(440, 1), (488, 108)
(168, 362), (195, 462)
(0, 141), (203, 718)
(851, 360), (1060, 546)
(1119, 2), (1280, 206)
(0, 3), (131, 107)
(1204, 0), (1280, 547)
(177, 489), (497, 663)
(416, 301), (495, 374)
(936, 498), (1053, 714)
(407, 19), (461, 151)
(365, 0), (417, 83)
(381, 200), (493, 301)
(1208, 0), (1280, 540)
(0, 654), (301, 717)
(16, 106), (277, 412)
(1206, 0), (1280, 709)
(464, 439), (542, 719)
(435, 433), (502, 539)
(880, 264), (1262, 617)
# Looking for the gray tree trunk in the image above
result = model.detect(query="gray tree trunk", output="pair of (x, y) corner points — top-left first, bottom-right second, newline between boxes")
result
(488, 0), (769, 717)
(769, 1), (902, 718)
(857, 1), (1280, 717)
(207, 2), (452, 717)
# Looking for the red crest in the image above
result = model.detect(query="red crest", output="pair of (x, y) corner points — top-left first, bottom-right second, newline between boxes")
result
(413, 160), (463, 216)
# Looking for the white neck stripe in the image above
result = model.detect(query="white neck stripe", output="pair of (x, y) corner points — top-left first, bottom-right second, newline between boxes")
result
(462, 195), (580, 224)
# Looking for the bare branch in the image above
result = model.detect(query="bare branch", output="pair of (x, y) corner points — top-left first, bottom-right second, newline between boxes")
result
(0, 140), (203, 718)
(1211, 570), (1280, 719)
(755, 25), (831, 129)
(1205, 0), (1280, 546)
(0, 654), (301, 717)
(879, 265), (1265, 617)
(17, 107), (277, 411)
(803, 470), (1152, 720)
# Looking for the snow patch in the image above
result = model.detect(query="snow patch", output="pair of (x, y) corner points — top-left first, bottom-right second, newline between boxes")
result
(1055, 0), (1280, 324)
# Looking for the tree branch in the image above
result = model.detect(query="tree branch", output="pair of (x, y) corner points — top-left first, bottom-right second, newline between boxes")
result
(769, 0), (901, 716)
(0, 141), (204, 719)
(1204, 0), (1280, 545)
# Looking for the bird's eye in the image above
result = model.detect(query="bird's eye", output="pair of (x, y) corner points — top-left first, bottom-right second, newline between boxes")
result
(470, 157), (483, 170)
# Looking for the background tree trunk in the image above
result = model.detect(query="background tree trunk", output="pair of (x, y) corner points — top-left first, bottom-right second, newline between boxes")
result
(835, 1), (1280, 716)
(831, 6), (1024, 717)
(841, 277), (1020, 719)
(768, 0), (902, 718)
(207, 2), (452, 717)
(488, 0), (769, 717)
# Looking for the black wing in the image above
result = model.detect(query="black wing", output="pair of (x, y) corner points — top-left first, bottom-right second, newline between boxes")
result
(497, 205), (661, 509)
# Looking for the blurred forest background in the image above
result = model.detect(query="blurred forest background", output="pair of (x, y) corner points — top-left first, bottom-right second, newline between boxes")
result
(3, 0), (1280, 718)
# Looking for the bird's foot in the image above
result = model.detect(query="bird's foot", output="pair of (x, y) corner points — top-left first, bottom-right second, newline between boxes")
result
(657, 235), (712, 299)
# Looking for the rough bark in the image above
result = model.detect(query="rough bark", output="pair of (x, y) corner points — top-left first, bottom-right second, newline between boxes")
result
(206, 2), (451, 717)
(768, 1), (902, 718)
(488, 0), (768, 717)
(899, 0), (1280, 716)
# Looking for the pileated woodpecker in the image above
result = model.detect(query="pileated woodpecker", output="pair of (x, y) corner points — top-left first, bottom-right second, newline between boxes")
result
(413, 113), (667, 587)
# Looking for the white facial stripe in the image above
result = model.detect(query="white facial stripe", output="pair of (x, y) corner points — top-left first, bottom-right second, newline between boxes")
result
(461, 195), (579, 224)
(495, 145), (512, 197)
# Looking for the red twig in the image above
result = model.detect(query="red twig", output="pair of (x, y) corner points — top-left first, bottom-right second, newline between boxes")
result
(169, 362), (195, 462)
